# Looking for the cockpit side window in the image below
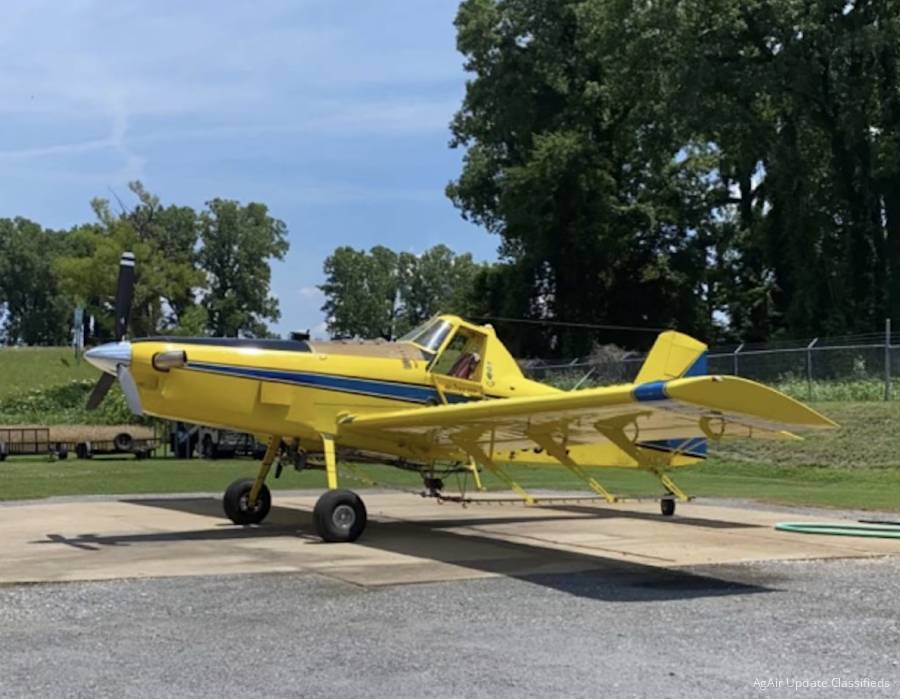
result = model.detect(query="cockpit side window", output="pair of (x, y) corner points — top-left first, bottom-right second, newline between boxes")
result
(431, 330), (486, 381)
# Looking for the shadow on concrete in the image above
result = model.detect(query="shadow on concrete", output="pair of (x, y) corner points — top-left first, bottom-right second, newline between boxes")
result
(539, 504), (761, 530)
(34, 496), (775, 603)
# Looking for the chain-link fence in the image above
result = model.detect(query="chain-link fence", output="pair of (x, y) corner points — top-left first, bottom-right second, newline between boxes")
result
(519, 324), (900, 401)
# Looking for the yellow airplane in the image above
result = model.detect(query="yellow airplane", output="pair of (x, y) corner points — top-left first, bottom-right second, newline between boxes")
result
(85, 252), (836, 542)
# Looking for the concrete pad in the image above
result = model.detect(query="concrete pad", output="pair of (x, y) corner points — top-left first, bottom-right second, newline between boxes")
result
(0, 492), (897, 586)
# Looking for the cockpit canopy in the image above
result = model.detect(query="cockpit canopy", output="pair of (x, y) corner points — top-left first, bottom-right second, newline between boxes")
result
(397, 316), (453, 355)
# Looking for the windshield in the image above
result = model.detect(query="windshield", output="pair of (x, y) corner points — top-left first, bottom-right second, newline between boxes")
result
(399, 318), (452, 353)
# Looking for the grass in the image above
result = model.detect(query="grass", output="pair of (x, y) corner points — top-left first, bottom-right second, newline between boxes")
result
(710, 401), (900, 469)
(3, 453), (900, 511)
(0, 347), (98, 401)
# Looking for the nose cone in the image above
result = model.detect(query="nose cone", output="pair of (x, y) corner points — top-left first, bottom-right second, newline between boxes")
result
(84, 341), (132, 376)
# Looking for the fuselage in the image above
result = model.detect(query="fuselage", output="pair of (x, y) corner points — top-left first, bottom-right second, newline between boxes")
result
(85, 315), (558, 458)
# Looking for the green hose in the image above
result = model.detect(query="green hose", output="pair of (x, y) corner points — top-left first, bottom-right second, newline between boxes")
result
(776, 522), (900, 539)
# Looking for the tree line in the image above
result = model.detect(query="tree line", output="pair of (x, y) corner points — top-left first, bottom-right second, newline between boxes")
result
(441, 0), (900, 356)
(0, 182), (288, 345)
(319, 244), (480, 339)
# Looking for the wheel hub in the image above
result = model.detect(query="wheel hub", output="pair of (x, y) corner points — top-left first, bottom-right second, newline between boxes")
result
(332, 503), (356, 531)
(239, 493), (262, 513)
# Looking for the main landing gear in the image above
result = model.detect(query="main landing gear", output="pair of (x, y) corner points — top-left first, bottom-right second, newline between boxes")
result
(222, 433), (369, 543)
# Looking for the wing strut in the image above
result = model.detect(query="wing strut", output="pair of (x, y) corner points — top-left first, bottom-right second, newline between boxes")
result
(592, 417), (692, 503)
(450, 434), (536, 505)
(525, 429), (619, 503)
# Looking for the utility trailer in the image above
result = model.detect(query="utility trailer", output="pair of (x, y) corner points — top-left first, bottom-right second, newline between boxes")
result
(72, 434), (160, 460)
(0, 427), (69, 461)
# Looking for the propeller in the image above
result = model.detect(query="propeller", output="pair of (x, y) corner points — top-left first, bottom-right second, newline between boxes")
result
(84, 251), (142, 414)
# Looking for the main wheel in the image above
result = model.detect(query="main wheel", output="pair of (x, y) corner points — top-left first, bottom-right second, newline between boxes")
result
(660, 497), (676, 516)
(223, 478), (271, 525)
(313, 490), (367, 543)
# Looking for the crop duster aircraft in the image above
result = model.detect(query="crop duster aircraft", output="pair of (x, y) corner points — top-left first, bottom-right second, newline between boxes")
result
(85, 252), (836, 542)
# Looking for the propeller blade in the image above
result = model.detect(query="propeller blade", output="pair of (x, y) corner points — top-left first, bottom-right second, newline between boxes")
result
(117, 364), (143, 416)
(86, 373), (115, 411)
(114, 251), (136, 341)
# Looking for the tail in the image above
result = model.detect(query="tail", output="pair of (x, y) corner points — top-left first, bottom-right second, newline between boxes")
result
(634, 331), (707, 384)
(633, 331), (709, 459)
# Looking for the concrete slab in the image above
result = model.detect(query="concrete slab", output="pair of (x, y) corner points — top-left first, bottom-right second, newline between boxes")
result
(0, 492), (897, 586)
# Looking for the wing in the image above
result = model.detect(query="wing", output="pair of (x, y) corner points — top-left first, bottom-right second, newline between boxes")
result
(338, 375), (836, 465)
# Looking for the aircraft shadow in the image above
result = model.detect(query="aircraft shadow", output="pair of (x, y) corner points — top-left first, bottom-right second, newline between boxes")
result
(35, 496), (776, 603)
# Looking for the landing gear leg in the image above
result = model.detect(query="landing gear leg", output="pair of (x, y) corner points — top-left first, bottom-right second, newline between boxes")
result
(223, 435), (280, 525)
(313, 433), (367, 542)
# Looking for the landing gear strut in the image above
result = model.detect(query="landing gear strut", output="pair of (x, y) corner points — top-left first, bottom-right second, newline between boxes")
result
(313, 489), (367, 542)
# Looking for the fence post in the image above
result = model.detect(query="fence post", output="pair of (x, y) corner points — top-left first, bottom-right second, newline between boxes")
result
(807, 337), (818, 400)
(733, 343), (744, 376)
(885, 318), (892, 402)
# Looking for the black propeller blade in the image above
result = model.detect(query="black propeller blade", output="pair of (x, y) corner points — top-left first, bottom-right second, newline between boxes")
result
(85, 251), (135, 410)
(86, 373), (115, 410)
(113, 251), (135, 341)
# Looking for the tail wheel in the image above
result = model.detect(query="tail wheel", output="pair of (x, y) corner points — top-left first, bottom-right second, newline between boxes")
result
(660, 498), (676, 516)
(223, 478), (271, 525)
(313, 490), (367, 542)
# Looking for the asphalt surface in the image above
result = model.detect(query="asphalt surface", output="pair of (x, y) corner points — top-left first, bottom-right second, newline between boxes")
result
(2, 556), (899, 698)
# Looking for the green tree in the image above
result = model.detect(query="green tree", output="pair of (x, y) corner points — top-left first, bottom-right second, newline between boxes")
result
(320, 246), (401, 339)
(448, 0), (718, 354)
(448, 0), (900, 347)
(0, 218), (72, 345)
(319, 244), (481, 339)
(55, 182), (205, 339)
(198, 199), (289, 337)
(396, 244), (479, 334)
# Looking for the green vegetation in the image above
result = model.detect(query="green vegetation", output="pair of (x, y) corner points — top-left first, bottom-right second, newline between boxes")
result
(0, 181), (288, 345)
(773, 379), (899, 403)
(0, 347), (97, 401)
(711, 402), (900, 470)
(2, 455), (900, 512)
(446, 1), (900, 355)
(320, 244), (479, 339)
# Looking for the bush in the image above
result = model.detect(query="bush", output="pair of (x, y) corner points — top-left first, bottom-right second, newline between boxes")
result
(0, 379), (139, 425)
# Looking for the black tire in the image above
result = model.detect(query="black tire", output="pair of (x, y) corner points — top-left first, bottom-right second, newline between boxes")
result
(134, 450), (150, 460)
(223, 478), (271, 525)
(313, 490), (367, 543)
(113, 432), (134, 452)
(75, 443), (91, 460)
(56, 448), (68, 461)
(660, 498), (676, 516)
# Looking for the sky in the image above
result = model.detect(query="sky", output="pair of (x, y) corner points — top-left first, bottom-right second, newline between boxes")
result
(0, 0), (497, 337)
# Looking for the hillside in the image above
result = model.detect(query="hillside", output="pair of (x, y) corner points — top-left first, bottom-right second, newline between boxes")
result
(0, 347), (98, 401)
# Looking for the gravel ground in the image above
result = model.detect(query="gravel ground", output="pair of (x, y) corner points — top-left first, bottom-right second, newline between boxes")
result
(1, 556), (899, 698)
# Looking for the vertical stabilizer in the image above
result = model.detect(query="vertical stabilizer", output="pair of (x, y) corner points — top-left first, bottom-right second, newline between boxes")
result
(634, 331), (708, 384)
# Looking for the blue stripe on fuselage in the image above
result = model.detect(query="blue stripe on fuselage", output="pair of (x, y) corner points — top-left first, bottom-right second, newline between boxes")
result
(184, 361), (475, 405)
